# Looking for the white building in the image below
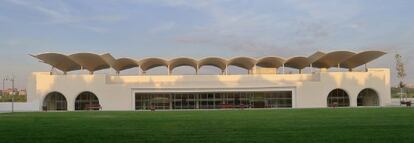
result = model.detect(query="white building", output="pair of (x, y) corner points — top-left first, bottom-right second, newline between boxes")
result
(23, 51), (390, 111)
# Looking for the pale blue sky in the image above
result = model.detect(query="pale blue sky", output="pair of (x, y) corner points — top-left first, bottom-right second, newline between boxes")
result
(0, 0), (413, 88)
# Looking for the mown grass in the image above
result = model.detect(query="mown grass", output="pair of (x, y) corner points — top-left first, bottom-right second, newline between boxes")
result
(1, 108), (414, 143)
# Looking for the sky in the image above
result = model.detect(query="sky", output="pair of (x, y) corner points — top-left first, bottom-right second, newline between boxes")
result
(0, 0), (413, 89)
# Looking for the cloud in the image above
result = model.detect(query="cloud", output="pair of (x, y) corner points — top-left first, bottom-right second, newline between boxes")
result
(148, 22), (176, 34)
(170, 0), (404, 57)
(166, 1), (335, 55)
(5, 0), (126, 33)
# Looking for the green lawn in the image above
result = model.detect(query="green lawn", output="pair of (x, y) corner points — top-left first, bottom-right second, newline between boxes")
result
(1, 108), (414, 143)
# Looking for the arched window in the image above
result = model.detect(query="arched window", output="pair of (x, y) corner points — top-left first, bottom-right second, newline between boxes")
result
(357, 88), (379, 106)
(75, 91), (100, 110)
(43, 92), (67, 111)
(327, 89), (350, 107)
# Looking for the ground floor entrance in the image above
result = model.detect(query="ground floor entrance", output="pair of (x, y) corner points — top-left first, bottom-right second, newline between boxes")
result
(135, 91), (292, 110)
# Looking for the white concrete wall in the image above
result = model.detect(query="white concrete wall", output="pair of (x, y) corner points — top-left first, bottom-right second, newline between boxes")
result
(23, 68), (391, 111)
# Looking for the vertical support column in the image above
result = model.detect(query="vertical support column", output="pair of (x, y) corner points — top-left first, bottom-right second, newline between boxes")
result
(225, 64), (228, 75)
(337, 64), (341, 72)
(364, 64), (368, 72)
(282, 64), (285, 74)
(213, 93), (216, 108)
(50, 66), (54, 75)
(251, 65), (256, 75)
(196, 93), (199, 109)
(169, 94), (173, 110)
(196, 64), (199, 75)
(167, 65), (171, 75)
(310, 64), (313, 73)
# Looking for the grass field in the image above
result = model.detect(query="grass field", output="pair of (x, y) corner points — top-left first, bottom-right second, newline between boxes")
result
(1, 108), (414, 143)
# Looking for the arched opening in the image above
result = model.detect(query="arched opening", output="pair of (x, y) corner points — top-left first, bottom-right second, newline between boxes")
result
(278, 67), (302, 74)
(357, 88), (379, 106)
(118, 67), (140, 75)
(170, 66), (197, 75)
(226, 65), (249, 75)
(43, 92), (67, 111)
(198, 65), (223, 75)
(75, 91), (100, 110)
(143, 66), (168, 75)
(327, 89), (350, 107)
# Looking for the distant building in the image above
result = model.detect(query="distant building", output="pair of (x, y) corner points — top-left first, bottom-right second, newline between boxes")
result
(24, 51), (390, 111)
(18, 89), (27, 96)
(1, 88), (18, 95)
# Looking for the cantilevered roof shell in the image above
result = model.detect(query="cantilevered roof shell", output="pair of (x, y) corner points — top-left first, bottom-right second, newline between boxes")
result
(307, 51), (326, 63)
(312, 51), (356, 68)
(284, 57), (311, 69)
(198, 57), (227, 71)
(168, 57), (198, 71)
(101, 54), (139, 72)
(340, 51), (386, 69)
(31, 50), (387, 74)
(69, 53), (110, 73)
(256, 57), (285, 68)
(139, 58), (168, 71)
(31, 53), (81, 73)
(228, 57), (256, 70)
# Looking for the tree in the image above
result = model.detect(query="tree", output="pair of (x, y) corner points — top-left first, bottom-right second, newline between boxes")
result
(395, 53), (406, 100)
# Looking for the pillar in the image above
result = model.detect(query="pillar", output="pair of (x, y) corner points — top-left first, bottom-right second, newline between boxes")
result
(225, 65), (228, 75)
(167, 65), (171, 75)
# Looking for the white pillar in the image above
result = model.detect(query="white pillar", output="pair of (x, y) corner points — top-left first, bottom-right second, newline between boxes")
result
(337, 64), (341, 72)
(167, 65), (171, 75)
(310, 64), (313, 73)
(225, 65), (228, 75)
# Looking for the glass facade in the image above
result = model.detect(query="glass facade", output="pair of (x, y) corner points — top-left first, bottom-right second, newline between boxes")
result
(135, 91), (292, 110)
(43, 92), (67, 111)
(357, 88), (379, 106)
(75, 92), (100, 110)
(327, 89), (350, 107)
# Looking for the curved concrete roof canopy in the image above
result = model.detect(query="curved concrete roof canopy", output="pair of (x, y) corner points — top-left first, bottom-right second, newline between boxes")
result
(69, 53), (110, 73)
(101, 54), (139, 73)
(256, 57), (285, 68)
(340, 51), (386, 69)
(168, 57), (198, 71)
(139, 58), (168, 71)
(31, 53), (81, 73)
(31, 50), (386, 74)
(312, 51), (356, 68)
(228, 57), (256, 70)
(115, 58), (139, 71)
(198, 57), (227, 71)
(284, 57), (311, 69)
